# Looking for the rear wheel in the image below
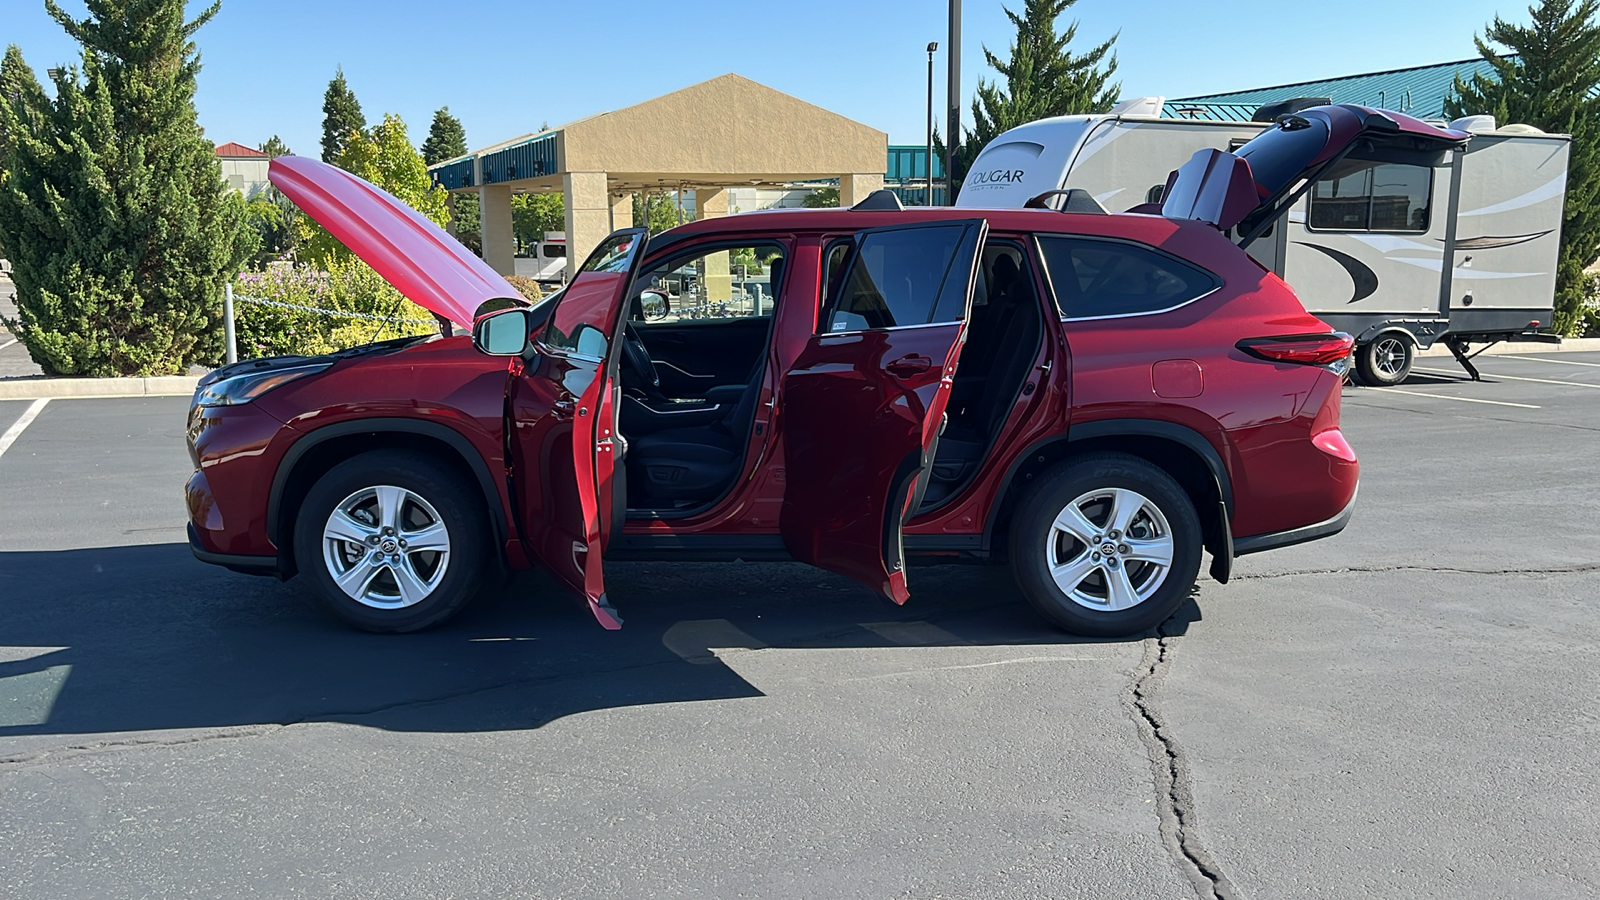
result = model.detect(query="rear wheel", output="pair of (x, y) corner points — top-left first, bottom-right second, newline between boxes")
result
(1355, 334), (1413, 385)
(1008, 453), (1202, 637)
(294, 450), (490, 633)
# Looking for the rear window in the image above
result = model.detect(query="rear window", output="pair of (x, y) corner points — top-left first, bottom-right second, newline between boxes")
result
(1038, 237), (1219, 319)
(1234, 116), (1331, 196)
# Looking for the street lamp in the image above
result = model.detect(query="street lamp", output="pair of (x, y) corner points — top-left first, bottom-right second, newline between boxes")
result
(947, 0), (961, 206)
(926, 42), (938, 208)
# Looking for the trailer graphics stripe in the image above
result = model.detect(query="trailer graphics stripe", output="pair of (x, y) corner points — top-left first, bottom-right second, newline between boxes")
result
(1295, 243), (1379, 303)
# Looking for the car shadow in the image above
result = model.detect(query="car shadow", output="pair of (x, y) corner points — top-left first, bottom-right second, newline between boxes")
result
(0, 543), (1199, 738)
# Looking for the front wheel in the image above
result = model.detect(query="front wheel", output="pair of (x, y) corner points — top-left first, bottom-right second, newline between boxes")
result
(1008, 453), (1202, 637)
(294, 450), (491, 633)
(1354, 334), (1413, 385)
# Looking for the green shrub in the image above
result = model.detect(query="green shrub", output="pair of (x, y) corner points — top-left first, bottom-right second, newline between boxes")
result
(232, 261), (437, 359)
(503, 275), (543, 302)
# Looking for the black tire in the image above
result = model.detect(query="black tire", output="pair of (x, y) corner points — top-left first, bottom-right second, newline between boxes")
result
(1008, 453), (1202, 637)
(293, 450), (490, 633)
(1354, 334), (1413, 386)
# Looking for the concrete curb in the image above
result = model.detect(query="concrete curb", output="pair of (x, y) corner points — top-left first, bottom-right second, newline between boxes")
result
(1417, 337), (1600, 358)
(0, 375), (198, 401)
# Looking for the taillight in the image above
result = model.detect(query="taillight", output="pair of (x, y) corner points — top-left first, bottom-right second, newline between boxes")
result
(1237, 332), (1354, 371)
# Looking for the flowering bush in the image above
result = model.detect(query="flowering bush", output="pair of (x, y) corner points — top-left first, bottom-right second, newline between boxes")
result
(232, 261), (437, 359)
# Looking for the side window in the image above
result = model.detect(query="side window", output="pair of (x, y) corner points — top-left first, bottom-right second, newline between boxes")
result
(825, 224), (969, 332)
(542, 243), (567, 260)
(1309, 163), (1431, 233)
(630, 242), (786, 324)
(543, 231), (643, 358)
(1038, 236), (1218, 319)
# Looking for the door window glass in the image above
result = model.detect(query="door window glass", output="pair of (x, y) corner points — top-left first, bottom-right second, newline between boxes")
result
(630, 242), (787, 324)
(1038, 236), (1219, 319)
(1308, 163), (1431, 232)
(543, 231), (642, 358)
(825, 224), (968, 332)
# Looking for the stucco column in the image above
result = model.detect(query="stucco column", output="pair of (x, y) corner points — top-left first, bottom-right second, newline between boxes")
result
(839, 173), (884, 207)
(478, 184), (514, 276)
(564, 171), (610, 279)
(695, 186), (727, 219)
(610, 192), (633, 230)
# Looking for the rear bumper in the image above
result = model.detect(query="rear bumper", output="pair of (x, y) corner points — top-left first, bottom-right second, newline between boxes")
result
(189, 523), (282, 577)
(1233, 484), (1358, 556)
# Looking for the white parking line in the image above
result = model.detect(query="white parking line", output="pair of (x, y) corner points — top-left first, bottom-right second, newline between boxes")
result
(1415, 367), (1600, 390)
(1366, 387), (1541, 409)
(1505, 355), (1600, 369)
(0, 397), (50, 459)
(0, 338), (17, 352)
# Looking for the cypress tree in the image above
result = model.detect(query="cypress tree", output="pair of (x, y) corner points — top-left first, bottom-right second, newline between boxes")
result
(258, 134), (290, 157)
(421, 106), (467, 165)
(942, 0), (1119, 199)
(321, 66), (365, 163)
(0, 2), (254, 376)
(1449, 0), (1600, 335)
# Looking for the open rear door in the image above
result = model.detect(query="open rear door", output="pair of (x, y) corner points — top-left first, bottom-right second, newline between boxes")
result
(779, 219), (987, 603)
(507, 229), (647, 629)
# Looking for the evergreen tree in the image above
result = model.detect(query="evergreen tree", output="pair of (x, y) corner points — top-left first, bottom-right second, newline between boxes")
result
(0, 2), (254, 376)
(941, 0), (1119, 199)
(1449, 0), (1600, 335)
(421, 106), (467, 165)
(258, 134), (290, 157)
(321, 66), (365, 163)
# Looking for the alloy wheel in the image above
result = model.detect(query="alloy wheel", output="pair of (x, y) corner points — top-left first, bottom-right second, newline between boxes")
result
(1045, 488), (1175, 612)
(1373, 337), (1409, 378)
(322, 485), (451, 609)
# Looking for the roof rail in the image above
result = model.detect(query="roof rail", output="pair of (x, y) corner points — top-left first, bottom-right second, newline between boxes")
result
(1023, 189), (1107, 214)
(851, 189), (904, 211)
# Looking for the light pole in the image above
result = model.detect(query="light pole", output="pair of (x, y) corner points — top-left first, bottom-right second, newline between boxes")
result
(926, 41), (938, 207)
(946, 0), (961, 206)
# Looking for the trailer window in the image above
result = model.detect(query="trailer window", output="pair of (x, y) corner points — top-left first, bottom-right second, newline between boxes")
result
(1308, 163), (1432, 233)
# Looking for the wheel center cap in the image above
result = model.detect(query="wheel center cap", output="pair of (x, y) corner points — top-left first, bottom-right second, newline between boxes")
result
(380, 538), (398, 553)
(1100, 542), (1118, 557)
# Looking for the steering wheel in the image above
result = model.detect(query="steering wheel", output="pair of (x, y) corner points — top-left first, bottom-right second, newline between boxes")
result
(620, 321), (660, 391)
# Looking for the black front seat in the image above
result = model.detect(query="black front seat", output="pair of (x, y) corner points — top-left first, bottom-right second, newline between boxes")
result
(627, 353), (767, 504)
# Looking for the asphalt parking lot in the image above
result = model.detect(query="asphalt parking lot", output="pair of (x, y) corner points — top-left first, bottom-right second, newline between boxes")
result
(2, 354), (1598, 899)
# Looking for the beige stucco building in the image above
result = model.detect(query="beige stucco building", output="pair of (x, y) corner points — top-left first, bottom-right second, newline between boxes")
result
(428, 74), (888, 278)
(215, 142), (271, 198)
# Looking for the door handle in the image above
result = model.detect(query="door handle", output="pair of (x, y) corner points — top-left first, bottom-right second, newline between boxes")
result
(886, 354), (933, 377)
(552, 397), (577, 415)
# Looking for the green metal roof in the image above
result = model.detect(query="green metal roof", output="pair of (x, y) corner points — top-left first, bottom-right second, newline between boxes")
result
(1168, 56), (1507, 121)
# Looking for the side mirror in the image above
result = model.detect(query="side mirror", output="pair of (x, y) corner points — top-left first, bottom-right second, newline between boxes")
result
(640, 289), (671, 322)
(473, 307), (533, 356)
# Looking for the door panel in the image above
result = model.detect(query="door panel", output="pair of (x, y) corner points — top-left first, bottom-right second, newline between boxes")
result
(636, 317), (771, 395)
(508, 228), (646, 629)
(779, 219), (988, 602)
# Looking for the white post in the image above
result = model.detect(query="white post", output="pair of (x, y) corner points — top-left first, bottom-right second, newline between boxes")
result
(224, 283), (238, 364)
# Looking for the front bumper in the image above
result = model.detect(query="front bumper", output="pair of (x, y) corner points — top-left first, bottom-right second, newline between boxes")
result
(188, 522), (281, 577)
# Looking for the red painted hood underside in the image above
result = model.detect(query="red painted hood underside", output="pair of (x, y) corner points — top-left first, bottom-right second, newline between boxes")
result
(269, 156), (518, 326)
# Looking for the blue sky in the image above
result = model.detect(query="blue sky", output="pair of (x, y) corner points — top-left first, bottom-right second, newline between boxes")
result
(7, 0), (1513, 156)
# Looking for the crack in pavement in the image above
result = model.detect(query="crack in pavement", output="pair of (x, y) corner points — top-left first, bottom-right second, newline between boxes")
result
(1126, 617), (1240, 900)
(1235, 562), (1600, 580)
(0, 725), (285, 770)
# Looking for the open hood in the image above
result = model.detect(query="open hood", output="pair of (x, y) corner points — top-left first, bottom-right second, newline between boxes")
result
(1160, 105), (1471, 237)
(269, 156), (519, 326)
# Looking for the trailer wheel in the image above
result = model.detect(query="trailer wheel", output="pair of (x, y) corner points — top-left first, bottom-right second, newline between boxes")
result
(1355, 335), (1413, 386)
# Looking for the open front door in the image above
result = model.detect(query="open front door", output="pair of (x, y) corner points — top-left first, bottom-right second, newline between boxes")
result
(779, 219), (987, 603)
(507, 229), (646, 629)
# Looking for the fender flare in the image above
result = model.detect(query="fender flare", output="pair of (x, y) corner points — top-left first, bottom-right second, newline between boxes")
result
(267, 417), (509, 555)
(985, 418), (1235, 578)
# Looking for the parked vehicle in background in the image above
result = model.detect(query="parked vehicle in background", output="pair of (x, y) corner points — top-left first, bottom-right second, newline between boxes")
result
(958, 100), (1571, 384)
(514, 232), (567, 286)
(187, 139), (1378, 638)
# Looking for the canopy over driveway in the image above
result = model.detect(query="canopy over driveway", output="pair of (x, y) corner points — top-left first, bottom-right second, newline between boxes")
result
(428, 74), (889, 277)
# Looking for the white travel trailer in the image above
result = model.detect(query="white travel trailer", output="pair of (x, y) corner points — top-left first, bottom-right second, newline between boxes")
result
(513, 232), (568, 286)
(957, 98), (1571, 383)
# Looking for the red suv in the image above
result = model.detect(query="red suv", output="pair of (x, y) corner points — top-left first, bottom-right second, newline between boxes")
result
(187, 108), (1451, 636)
